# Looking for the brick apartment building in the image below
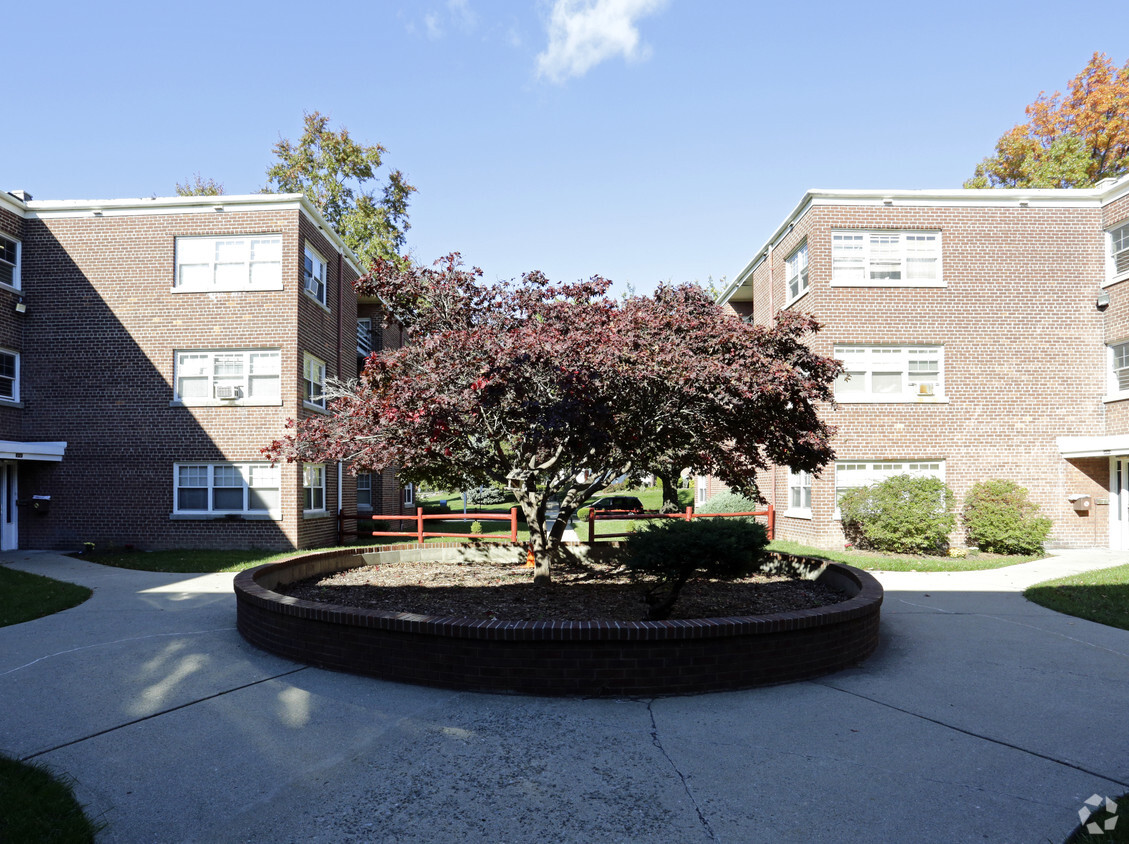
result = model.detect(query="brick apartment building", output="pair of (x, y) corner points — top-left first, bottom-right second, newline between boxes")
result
(0, 189), (406, 552)
(706, 173), (1129, 550)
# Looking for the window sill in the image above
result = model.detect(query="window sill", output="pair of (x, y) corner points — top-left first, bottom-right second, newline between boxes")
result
(302, 401), (329, 414)
(171, 399), (283, 408)
(783, 287), (810, 309)
(170, 284), (285, 294)
(1103, 394), (1129, 404)
(169, 512), (281, 521)
(303, 290), (331, 313)
(835, 396), (950, 404)
(829, 280), (946, 289)
(0, 281), (21, 295)
(783, 509), (812, 520)
(0, 398), (24, 409)
(1102, 272), (1129, 289)
(303, 509), (330, 519)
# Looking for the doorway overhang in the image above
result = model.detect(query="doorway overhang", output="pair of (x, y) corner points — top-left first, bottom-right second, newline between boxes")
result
(0, 441), (67, 462)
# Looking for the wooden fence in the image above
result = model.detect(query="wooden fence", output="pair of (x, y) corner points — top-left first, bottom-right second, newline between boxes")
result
(586, 504), (774, 544)
(339, 507), (519, 545)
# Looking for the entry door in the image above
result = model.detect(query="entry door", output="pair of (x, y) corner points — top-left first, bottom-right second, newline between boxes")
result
(1113, 458), (1129, 551)
(0, 462), (16, 551)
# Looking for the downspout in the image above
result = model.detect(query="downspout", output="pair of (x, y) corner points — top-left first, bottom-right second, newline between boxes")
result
(336, 249), (344, 521)
(767, 242), (778, 514)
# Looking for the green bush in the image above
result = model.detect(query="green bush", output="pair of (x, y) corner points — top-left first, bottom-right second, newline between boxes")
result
(700, 491), (763, 522)
(470, 520), (483, 535)
(962, 479), (1052, 554)
(840, 475), (955, 555)
(623, 518), (770, 619)
(465, 485), (509, 506)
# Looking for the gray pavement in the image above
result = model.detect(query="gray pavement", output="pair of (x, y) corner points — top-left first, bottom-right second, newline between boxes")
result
(1, 548), (1127, 843)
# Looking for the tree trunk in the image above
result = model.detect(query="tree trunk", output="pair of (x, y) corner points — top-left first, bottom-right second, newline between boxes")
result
(657, 468), (681, 513)
(516, 487), (552, 586)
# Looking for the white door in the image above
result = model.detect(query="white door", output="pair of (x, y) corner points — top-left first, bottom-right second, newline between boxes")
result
(0, 462), (16, 551)
(1112, 457), (1129, 551)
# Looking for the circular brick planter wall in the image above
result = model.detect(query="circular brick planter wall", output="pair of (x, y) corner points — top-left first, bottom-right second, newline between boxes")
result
(234, 544), (883, 696)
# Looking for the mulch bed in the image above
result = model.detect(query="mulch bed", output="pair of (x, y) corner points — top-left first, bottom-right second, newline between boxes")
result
(275, 556), (847, 622)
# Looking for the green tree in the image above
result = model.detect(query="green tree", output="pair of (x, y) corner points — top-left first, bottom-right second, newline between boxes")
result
(966, 52), (1129, 188)
(176, 173), (224, 196)
(265, 111), (416, 267)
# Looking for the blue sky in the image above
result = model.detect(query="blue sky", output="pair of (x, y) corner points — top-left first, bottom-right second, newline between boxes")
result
(8, 1), (1125, 293)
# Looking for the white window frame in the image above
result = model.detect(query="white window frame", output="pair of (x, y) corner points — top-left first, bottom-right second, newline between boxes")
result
(403, 483), (415, 507)
(831, 230), (943, 288)
(1107, 221), (1129, 286)
(303, 464), (326, 513)
(785, 242), (809, 304)
(696, 476), (709, 505)
(0, 234), (21, 291)
(834, 460), (945, 519)
(172, 462), (281, 518)
(172, 349), (282, 406)
(173, 234), (283, 292)
(1106, 340), (1129, 401)
(834, 345), (946, 403)
(0, 349), (19, 403)
(786, 469), (812, 519)
(356, 472), (373, 510)
(303, 352), (327, 411)
(303, 243), (328, 307)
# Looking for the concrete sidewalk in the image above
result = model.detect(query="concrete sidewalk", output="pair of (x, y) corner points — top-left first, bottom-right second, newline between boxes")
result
(1, 548), (1127, 843)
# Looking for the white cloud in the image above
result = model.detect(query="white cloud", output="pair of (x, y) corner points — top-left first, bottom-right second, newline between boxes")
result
(425, 11), (443, 40)
(448, 0), (476, 31)
(536, 0), (669, 84)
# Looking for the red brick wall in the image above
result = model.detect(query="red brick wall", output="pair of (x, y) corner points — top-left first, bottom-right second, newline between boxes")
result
(744, 201), (1110, 549)
(0, 206), (25, 442)
(15, 205), (363, 551)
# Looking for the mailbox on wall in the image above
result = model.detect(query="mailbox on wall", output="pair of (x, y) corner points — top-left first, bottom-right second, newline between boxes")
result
(1069, 495), (1092, 512)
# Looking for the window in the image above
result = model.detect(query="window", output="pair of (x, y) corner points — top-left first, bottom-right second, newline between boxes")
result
(173, 463), (280, 516)
(831, 231), (942, 287)
(696, 476), (708, 505)
(304, 464), (326, 512)
(303, 244), (327, 305)
(787, 469), (811, 517)
(357, 473), (373, 509)
(1108, 341), (1129, 397)
(357, 318), (373, 356)
(174, 349), (281, 404)
(834, 460), (944, 518)
(0, 235), (20, 290)
(0, 350), (18, 402)
(174, 235), (282, 291)
(303, 353), (326, 409)
(1110, 222), (1129, 282)
(786, 243), (809, 302)
(834, 345), (944, 401)
(404, 483), (414, 507)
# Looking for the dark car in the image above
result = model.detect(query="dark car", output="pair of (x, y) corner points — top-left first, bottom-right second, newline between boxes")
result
(588, 495), (645, 513)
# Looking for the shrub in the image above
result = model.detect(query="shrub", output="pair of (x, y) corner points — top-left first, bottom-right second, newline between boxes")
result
(839, 475), (955, 555)
(470, 520), (483, 535)
(465, 485), (509, 506)
(622, 518), (770, 620)
(700, 491), (763, 523)
(962, 480), (1052, 554)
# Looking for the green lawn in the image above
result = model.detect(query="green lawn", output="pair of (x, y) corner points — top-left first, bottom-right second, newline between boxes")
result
(766, 540), (1043, 572)
(1025, 563), (1129, 632)
(0, 755), (104, 842)
(0, 567), (92, 628)
(1064, 792), (1128, 842)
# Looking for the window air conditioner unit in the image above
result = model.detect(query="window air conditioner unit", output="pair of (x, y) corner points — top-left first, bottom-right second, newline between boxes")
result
(917, 383), (935, 396)
(305, 276), (320, 295)
(215, 385), (241, 400)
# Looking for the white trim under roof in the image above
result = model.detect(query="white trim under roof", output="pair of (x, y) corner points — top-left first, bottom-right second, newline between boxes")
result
(1057, 435), (1129, 459)
(0, 440), (67, 461)
(719, 173), (1129, 306)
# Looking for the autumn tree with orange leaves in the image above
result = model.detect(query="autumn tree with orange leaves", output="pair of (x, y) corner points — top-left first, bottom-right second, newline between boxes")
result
(966, 53), (1129, 189)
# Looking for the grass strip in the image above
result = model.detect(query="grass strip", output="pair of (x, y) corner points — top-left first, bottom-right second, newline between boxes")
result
(766, 540), (1041, 572)
(0, 567), (92, 628)
(1025, 563), (1129, 633)
(0, 754), (104, 842)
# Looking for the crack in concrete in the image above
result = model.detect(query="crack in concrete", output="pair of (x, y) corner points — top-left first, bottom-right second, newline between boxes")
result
(647, 699), (719, 842)
(814, 681), (1129, 790)
(20, 666), (309, 762)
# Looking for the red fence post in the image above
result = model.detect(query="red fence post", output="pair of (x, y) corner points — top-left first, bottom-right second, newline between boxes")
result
(767, 503), (775, 540)
(587, 508), (596, 546)
(416, 507), (425, 545)
(684, 506), (693, 522)
(510, 507), (518, 543)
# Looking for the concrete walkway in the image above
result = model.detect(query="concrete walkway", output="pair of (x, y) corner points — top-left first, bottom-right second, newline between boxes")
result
(1, 548), (1127, 843)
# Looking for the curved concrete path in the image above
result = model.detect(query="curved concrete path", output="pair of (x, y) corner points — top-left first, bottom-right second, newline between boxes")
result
(0, 548), (1127, 843)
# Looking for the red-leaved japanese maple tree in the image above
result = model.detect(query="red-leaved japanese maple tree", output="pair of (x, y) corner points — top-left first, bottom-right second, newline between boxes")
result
(265, 255), (840, 585)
